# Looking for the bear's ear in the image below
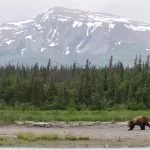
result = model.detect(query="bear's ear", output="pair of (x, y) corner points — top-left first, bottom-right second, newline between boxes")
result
(128, 120), (133, 126)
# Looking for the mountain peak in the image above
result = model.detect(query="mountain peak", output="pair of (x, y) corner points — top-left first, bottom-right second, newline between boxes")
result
(43, 6), (73, 16)
(34, 6), (130, 28)
(50, 6), (68, 11)
(0, 7), (150, 66)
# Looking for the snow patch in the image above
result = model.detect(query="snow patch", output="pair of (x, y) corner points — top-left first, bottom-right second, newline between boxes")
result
(118, 41), (121, 45)
(114, 18), (129, 23)
(35, 24), (42, 30)
(65, 47), (70, 55)
(124, 24), (150, 31)
(88, 15), (129, 23)
(72, 21), (83, 28)
(92, 22), (103, 32)
(76, 40), (85, 53)
(49, 42), (58, 47)
(47, 28), (52, 37)
(41, 9), (55, 23)
(48, 29), (57, 43)
(43, 9), (54, 15)
(86, 22), (103, 35)
(58, 18), (68, 22)
(42, 14), (49, 23)
(8, 19), (35, 26)
(5, 40), (14, 45)
(25, 35), (32, 40)
(0, 27), (12, 30)
(115, 41), (121, 46)
(14, 30), (26, 35)
(86, 26), (90, 36)
(146, 48), (150, 51)
(76, 41), (83, 49)
(109, 24), (115, 30)
(41, 48), (46, 52)
(21, 48), (25, 55)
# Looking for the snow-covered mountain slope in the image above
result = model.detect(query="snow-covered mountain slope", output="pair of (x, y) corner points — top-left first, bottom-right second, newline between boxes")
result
(0, 6), (150, 66)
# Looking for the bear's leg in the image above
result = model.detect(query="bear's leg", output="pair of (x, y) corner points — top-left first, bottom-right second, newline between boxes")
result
(128, 125), (135, 131)
(145, 122), (150, 128)
(141, 124), (145, 130)
(143, 125), (145, 130)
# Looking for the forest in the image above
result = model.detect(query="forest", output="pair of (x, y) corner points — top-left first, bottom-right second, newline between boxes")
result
(0, 55), (150, 111)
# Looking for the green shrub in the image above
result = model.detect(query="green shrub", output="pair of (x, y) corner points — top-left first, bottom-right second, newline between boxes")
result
(17, 132), (37, 142)
(127, 101), (146, 110)
(38, 134), (62, 141)
(78, 136), (90, 140)
(65, 134), (77, 141)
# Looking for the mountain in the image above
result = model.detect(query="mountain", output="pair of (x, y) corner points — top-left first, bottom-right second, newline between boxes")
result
(0, 6), (150, 66)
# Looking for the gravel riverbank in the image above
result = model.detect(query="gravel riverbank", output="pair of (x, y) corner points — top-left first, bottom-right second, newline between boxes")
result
(0, 122), (150, 147)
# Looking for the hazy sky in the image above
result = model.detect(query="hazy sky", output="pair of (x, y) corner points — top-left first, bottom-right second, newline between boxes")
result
(0, 0), (149, 24)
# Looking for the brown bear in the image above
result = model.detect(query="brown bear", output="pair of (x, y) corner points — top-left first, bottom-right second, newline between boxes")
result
(128, 116), (150, 131)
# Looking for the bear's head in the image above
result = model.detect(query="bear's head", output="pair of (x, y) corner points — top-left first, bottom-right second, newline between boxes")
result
(128, 120), (134, 128)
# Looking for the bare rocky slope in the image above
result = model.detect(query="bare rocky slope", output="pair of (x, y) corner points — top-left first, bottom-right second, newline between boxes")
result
(0, 7), (150, 66)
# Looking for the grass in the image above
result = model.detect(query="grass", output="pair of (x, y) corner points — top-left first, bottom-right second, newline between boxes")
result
(78, 136), (90, 140)
(0, 136), (150, 148)
(17, 132), (39, 142)
(0, 136), (15, 147)
(17, 132), (90, 142)
(0, 136), (4, 141)
(0, 110), (149, 123)
(17, 132), (62, 142)
(65, 134), (78, 141)
(38, 134), (62, 141)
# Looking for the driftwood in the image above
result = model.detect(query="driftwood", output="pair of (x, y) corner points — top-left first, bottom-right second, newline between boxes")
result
(15, 121), (128, 128)
(31, 122), (54, 128)
(15, 121), (101, 128)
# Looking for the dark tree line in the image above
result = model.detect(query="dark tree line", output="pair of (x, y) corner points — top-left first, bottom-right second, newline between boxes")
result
(0, 55), (150, 110)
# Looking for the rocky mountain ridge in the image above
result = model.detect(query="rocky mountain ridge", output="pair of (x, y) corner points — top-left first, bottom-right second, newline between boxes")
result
(0, 7), (150, 66)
